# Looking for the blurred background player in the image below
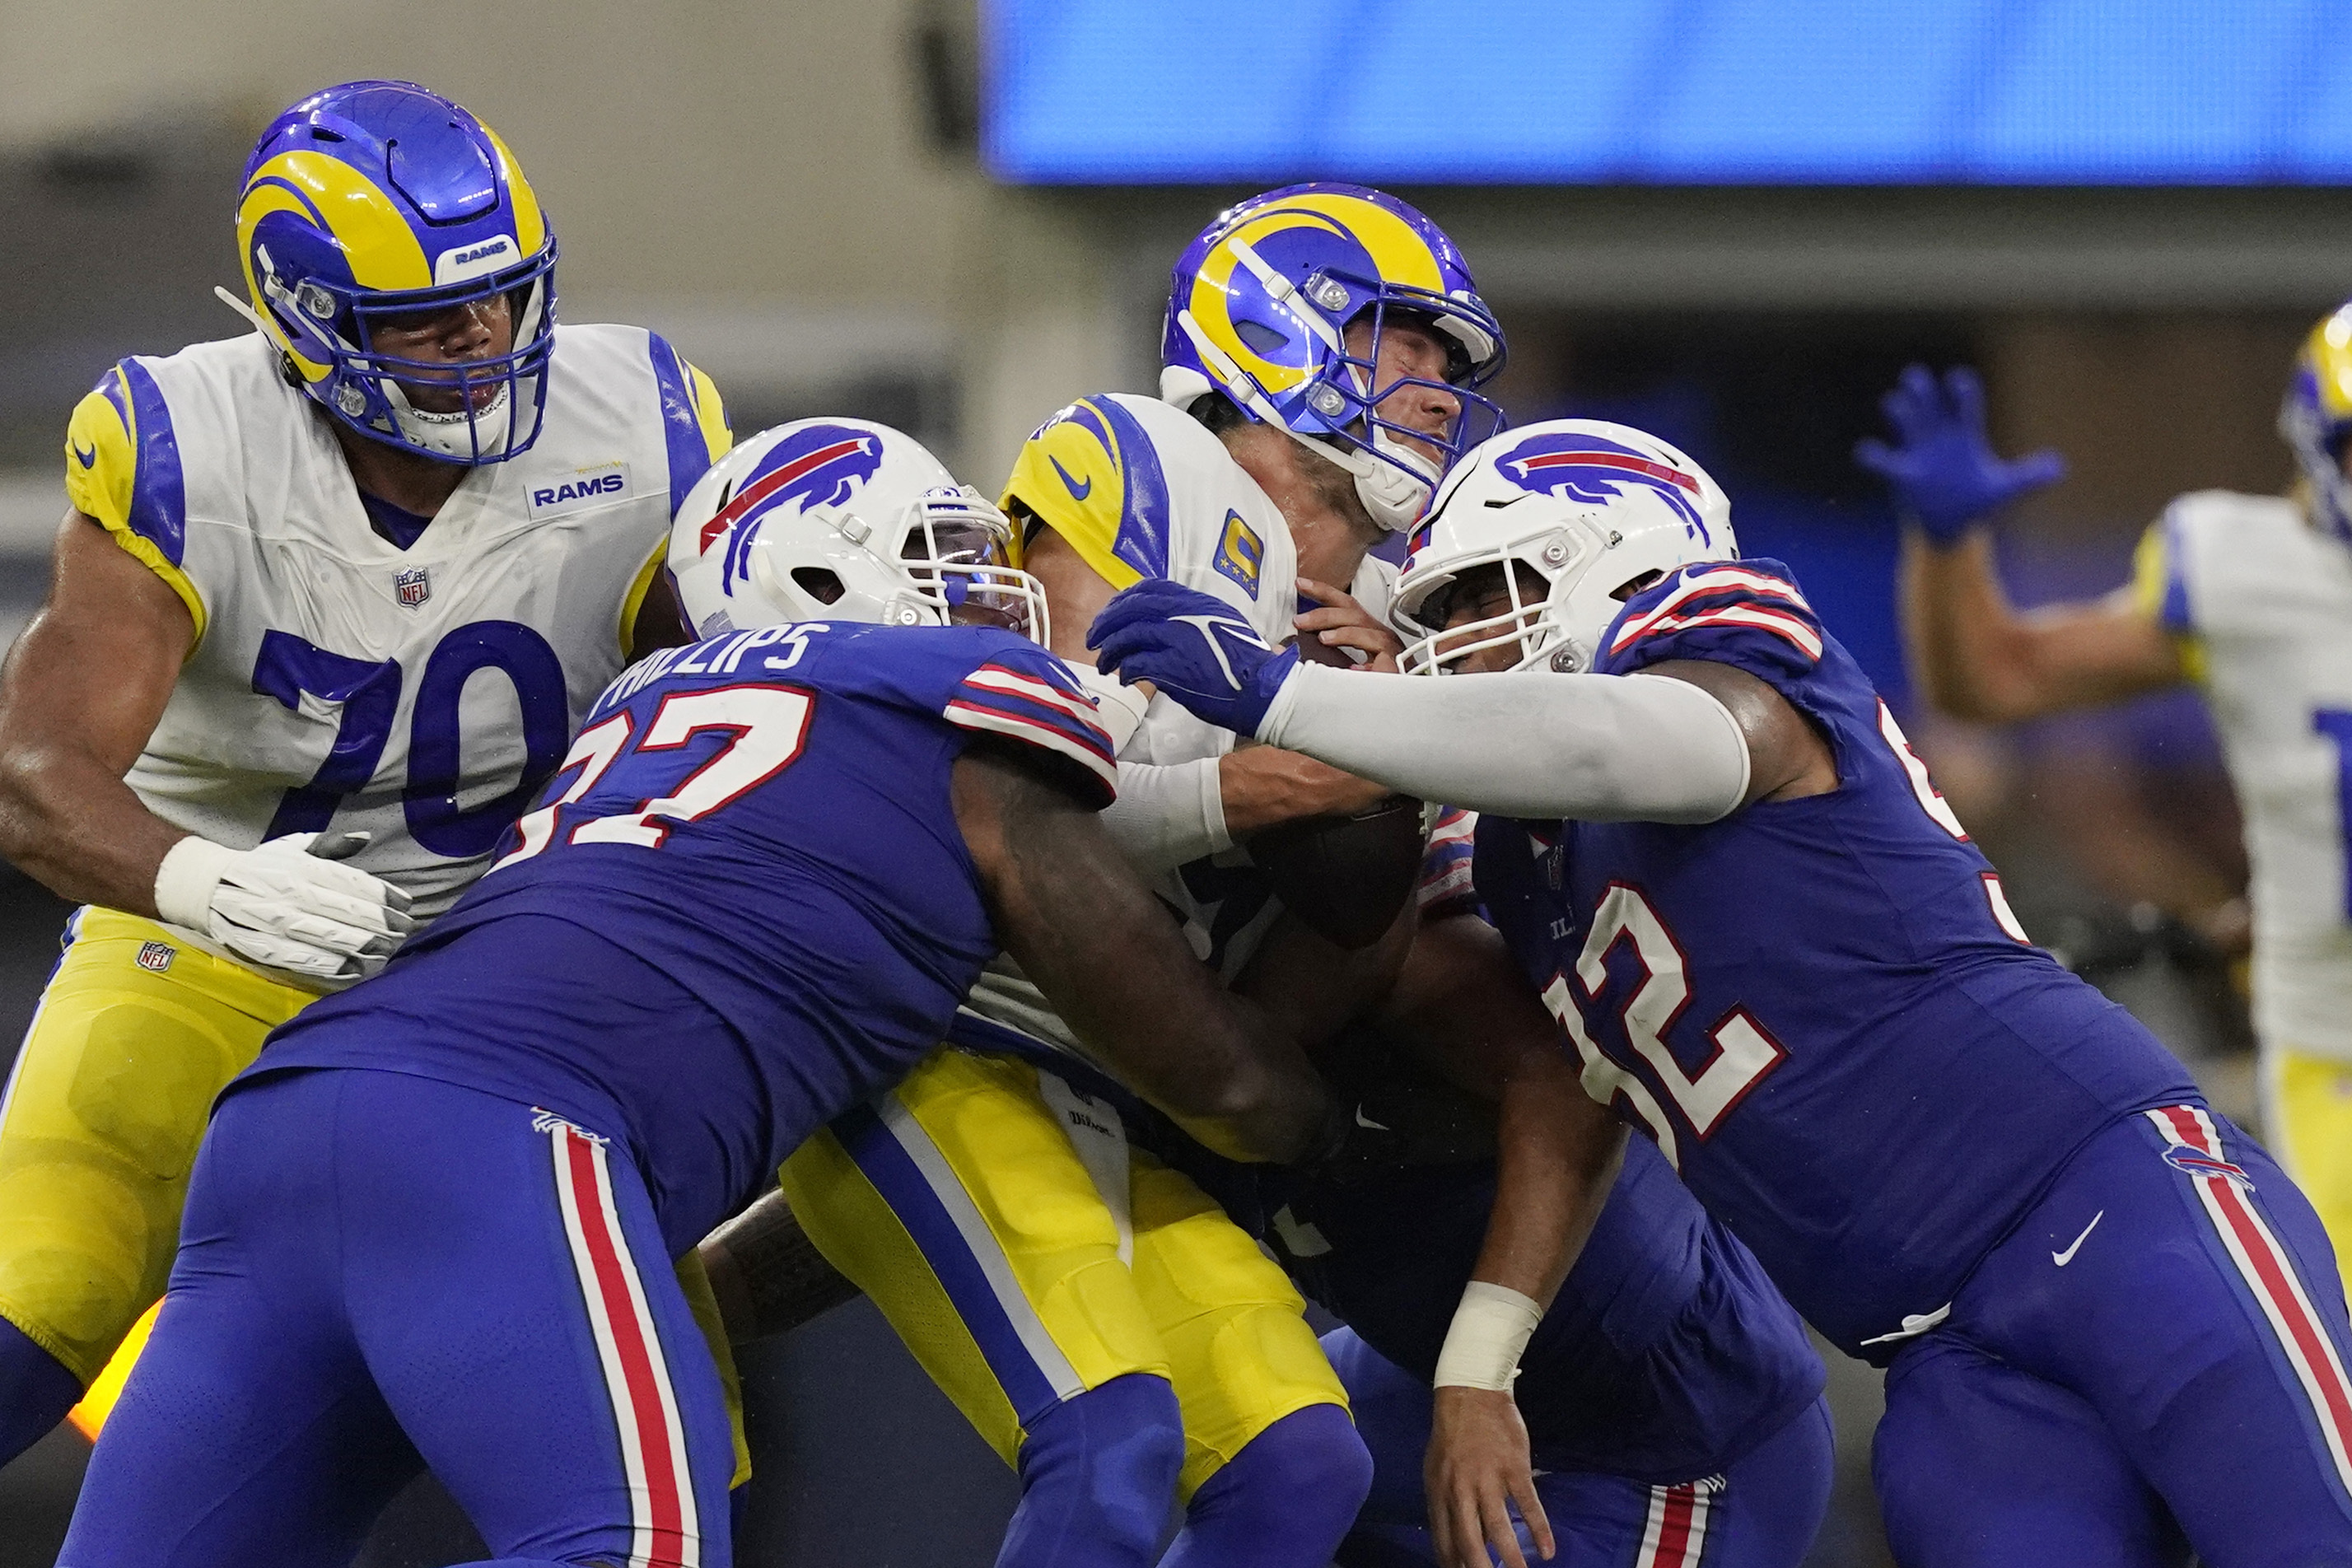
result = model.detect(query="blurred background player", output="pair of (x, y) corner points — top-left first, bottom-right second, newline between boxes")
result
(1092, 418), (2352, 1566)
(1864, 334), (2352, 1283)
(0, 79), (730, 1467)
(59, 419), (1342, 1568)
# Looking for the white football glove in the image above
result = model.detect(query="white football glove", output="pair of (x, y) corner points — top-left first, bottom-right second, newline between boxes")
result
(152, 830), (415, 984)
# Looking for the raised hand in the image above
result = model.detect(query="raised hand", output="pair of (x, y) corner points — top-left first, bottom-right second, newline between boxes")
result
(1088, 578), (1302, 739)
(1855, 364), (2068, 544)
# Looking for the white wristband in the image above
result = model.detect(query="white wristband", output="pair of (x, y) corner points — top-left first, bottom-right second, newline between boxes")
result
(1432, 1281), (1542, 1393)
(1074, 663), (1151, 755)
(153, 835), (236, 931)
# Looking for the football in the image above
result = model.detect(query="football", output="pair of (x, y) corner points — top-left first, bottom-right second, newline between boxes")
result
(1248, 792), (1426, 950)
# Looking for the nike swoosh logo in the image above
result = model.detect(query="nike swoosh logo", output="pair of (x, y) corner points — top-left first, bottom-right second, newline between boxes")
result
(1048, 455), (1092, 501)
(2052, 1210), (2104, 1267)
(1354, 1108), (1390, 1131)
(72, 440), (96, 469)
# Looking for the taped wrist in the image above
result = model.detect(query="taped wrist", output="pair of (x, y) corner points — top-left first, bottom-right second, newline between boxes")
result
(153, 836), (236, 930)
(1433, 1281), (1542, 1392)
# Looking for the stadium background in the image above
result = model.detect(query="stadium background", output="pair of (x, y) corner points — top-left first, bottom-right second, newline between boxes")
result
(1, 2), (2347, 1562)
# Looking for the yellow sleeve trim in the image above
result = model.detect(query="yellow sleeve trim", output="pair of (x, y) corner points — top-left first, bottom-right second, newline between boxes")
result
(1000, 412), (1146, 592)
(684, 360), (731, 464)
(105, 527), (207, 652)
(64, 385), (206, 653)
(2129, 515), (2205, 688)
(618, 537), (670, 659)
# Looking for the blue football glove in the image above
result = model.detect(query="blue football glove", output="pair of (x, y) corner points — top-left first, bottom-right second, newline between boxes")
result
(1854, 364), (2068, 543)
(1087, 578), (1301, 739)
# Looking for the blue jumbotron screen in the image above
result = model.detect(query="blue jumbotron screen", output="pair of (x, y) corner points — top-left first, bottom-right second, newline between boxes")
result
(984, 0), (2352, 185)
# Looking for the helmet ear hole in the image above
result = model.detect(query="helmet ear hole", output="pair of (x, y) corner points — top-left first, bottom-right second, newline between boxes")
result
(1234, 320), (1290, 357)
(791, 567), (847, 605)
(1609, 568), (1668, 604)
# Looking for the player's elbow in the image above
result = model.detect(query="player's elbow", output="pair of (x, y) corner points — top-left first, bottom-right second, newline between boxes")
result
(1916, 643), (2056, 726)
(1162, 1069), (1326, 1164)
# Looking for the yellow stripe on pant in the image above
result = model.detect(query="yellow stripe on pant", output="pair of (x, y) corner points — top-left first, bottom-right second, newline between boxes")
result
(0, 906), (751, 1485)
(779, 1045), (1346, 1497)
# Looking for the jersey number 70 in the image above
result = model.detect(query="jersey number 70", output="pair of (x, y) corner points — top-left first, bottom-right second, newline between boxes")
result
(491, 683), (816, 870)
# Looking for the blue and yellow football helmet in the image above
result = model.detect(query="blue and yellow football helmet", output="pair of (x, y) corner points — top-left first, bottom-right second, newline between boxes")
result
(1160, 183), (1505, 530)
(2282, 303), (2352, 546)
(232, 80), (556, 465)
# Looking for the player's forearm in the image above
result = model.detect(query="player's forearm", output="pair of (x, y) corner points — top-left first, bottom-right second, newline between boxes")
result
(1472, 1051), (1622, 1311)
(1901, 532), (2048, 721)
(0, 744), (181, 916)
(1258, 665), (1749, 824)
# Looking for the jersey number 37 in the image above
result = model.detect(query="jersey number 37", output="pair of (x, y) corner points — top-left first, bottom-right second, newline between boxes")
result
(491, 683), (816, 870)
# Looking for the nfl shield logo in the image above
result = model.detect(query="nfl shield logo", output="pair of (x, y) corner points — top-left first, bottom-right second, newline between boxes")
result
(135, 940), (175, 973)
(394, 567), (431, 609)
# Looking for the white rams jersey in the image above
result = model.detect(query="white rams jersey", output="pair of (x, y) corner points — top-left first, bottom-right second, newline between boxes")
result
(2139, 490), (2352, 1058)
(63, 323), (730, 943)
(964, 393), (1305, 1064)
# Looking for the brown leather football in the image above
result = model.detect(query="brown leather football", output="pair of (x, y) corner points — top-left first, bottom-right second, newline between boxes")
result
(1248, 794), (1426, 950)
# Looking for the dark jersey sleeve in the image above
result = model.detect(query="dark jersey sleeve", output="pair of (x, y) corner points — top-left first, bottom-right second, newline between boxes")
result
(934, 636), (1121, 809)
(1597, 558), (1827, 688)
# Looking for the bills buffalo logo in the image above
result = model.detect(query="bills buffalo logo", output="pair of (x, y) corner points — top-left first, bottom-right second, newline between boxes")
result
(394, 567), (431, 609)
(696, 424), (885, 585)
(1497, 433), (1712, 547)
(2163, 1143), (2256, 1192)
(135, 940), (175, 973)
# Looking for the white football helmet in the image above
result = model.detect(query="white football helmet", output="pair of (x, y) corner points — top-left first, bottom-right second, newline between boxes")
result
(670, 418), (1048, 645)
(1392, 418), (1734, 676)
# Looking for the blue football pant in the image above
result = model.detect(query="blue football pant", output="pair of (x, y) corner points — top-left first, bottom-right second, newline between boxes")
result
(58, 1066), (735, 1568)
(1875, 1103), (2352, 1568)
(1325, 1328), (1832, 1567)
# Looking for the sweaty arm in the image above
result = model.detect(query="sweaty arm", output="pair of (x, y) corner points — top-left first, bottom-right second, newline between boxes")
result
(1257, 661), (1754, 823)
(0, 513), (409, 979)
(1901, 530), (2183, 723)
(1383, 913), (1625, 1568)
(951, 739), (1332, 1163)
(0, 511), (196, 912)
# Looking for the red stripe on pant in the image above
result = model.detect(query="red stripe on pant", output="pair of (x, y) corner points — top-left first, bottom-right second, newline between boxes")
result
(564, 1130), (689, 1566)
(1640, 1482), (1703, 1568)
(2158, 1106), (2352, 1468)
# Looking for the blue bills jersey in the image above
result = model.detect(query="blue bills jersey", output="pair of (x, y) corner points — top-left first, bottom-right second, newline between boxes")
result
(1474, 559), (2198, 1361)
(254, 622), (1118, 1251)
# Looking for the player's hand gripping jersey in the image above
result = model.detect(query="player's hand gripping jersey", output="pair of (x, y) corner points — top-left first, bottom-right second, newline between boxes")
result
(62, 324), (729, 935)
(263, 620), (1118, 1252)
(1476, 560), (2197, 1360)
(2136, 492), (2352, 1059)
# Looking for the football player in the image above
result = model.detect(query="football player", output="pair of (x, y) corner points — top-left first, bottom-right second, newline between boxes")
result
(1860, 343), (2352, 1282)
(701, 184), (1505, 1568)
(57, 422), (1339, 1568)
(1091, 418), (2352, 1567)
(0, 80), (731, 1464)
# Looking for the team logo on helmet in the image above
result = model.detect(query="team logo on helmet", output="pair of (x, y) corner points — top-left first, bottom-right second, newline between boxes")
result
(697, 424), (884, 557)
(1497, 432), (1714, 547)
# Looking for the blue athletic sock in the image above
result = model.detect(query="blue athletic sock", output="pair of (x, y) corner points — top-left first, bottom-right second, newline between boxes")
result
(0, 1315), (83, 1467)
(1161, 1403), (1373, 1568)
(1002, 1373), (1186, 1568)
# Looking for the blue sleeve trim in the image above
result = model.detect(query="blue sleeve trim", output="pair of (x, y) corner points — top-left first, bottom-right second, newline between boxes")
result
(2157, 506), (2195, 635)
(1074, 397), (1173, 581)
(647, 331), (714, 519)
(115, 360), (187, 566)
